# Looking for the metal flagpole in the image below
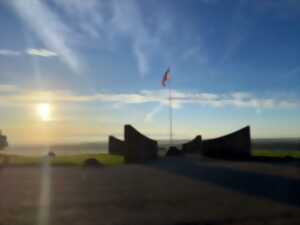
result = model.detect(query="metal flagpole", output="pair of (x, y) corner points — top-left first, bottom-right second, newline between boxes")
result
(168, 80), (173, 146)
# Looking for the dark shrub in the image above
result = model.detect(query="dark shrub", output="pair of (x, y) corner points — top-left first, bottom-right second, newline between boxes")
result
(284, 156), (294, 161)
(166, 146), (184, 157)
(48, 151), (56, 158)
(84, 158), (103, 167)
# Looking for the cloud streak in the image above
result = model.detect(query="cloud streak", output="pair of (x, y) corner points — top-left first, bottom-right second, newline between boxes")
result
(50, 0), (169, 77)
(0, 49), (21, 56)
(0, 48), (58, 58)
(7, 0), (174, 77)
(110, 0), (153, 76)
(145, 104), (164, 122)
(0, 85), (18, 93)
(9, 0), (82, 72)
(1, 86), (299, 111)
(26, 48), (57, 57)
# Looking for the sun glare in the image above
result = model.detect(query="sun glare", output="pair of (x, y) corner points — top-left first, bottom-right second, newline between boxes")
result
(37, 103), (51, 121)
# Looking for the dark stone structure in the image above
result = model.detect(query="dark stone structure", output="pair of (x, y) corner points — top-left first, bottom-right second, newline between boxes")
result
(182, 135), (202, 154)
(166, 146), (184, 157)
(124, 124), (158, 163)
(108, 135), (125, 156)
(0, 130), (8, 150)
(202, 126), (251, 158)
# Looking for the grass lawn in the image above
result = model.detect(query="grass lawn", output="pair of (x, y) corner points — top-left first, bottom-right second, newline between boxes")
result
(0, 153), (124, 166)
(1, 150), (299, 166)
(252, 150), (300, 159)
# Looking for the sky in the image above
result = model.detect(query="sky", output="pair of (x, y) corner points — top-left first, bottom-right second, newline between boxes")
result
(0, 0), (300, 145)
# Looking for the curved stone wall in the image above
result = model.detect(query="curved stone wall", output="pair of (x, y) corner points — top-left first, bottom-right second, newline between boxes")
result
(182, 135), (202, 154)
(202, 126), (251, 158)
(108, 136), (125, 156)
(124, 124), (158, 163)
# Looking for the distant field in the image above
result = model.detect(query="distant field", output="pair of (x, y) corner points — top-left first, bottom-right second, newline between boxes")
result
(252, 138), (300, 151)
(1, 149), (300, 167)
(252, 150), (300, 159)
(0, 153), (124, 166)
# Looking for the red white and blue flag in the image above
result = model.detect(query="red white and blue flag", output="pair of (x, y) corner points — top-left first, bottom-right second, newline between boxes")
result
(161, 68), (171, 87)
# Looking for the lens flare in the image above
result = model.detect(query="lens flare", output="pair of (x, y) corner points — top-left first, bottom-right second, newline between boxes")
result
(37, 103), (51, 121)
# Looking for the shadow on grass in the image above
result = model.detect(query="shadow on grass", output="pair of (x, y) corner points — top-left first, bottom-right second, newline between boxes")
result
(204, 155), (300, 168)
(250, 155), (300, 166)
(193, 154), (300, 167)
(148, 157), (300, 208)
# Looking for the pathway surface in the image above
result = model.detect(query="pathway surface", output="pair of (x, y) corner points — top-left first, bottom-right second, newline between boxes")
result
(0, 157), (299, 225)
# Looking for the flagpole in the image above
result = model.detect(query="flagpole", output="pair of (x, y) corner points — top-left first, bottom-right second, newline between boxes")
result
(168, 81), (173, 146)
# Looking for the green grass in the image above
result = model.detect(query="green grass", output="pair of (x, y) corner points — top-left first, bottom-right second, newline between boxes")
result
(0, 153), (124, 166)
(252, 150), (300, 159)
(2, 150), (299, 166)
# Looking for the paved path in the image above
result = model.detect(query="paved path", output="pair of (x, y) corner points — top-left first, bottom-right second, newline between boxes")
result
(0, 157), (299, 225)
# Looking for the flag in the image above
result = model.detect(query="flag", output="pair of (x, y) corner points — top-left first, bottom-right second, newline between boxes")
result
(161, 68), (171, 87)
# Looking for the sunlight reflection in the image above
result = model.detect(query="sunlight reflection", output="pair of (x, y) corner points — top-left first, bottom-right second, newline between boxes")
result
(37, 150), (51, 225)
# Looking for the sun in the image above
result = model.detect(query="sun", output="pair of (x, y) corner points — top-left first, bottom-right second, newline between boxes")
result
(37, 103), (51, 121)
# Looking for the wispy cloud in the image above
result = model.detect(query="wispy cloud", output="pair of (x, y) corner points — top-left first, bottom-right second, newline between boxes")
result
(1, 86), (299, 113)
(50, 0), (170, 77)
(107, 0), (156, 76)
(219, 0), (254, 64)
(8, 0), (82, 72)
(0, 85), (18, 93)
(7, 0), (174, 77)
(26, 48), (57, 57)
(182, 48), (200, 61)
(52, 0), (103, 39)
(0, 48), (58, 58)
(0, 49), (21, 56)
(182, 46), (208, 64)
(145, 104), (164, 122)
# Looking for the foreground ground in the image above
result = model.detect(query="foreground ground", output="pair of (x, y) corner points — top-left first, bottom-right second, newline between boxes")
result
(0, 156), (299, 225)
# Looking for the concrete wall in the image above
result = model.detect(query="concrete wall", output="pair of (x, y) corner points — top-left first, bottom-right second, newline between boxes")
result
(108, 136), (125, 156)
(182, 135), (202, 154)
(124, 125), (158, 163)
(202, 126), (251, 158)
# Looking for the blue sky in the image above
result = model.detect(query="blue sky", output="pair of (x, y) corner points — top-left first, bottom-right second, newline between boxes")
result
(0, 0), (300, 144)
